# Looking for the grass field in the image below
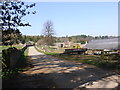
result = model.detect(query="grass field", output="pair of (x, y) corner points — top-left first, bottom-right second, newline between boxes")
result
(0, 46), (8, 51)
(0, 45), (23, 51)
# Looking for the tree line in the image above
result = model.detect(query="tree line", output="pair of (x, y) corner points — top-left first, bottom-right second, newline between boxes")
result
(20, 34), (117, 45)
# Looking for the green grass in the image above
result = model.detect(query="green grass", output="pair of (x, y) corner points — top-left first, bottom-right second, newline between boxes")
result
(37, 45), (65, 53)
(17, 46), (29, 69)
(24, 46), (29, 56)
(57, 54), (120, 70)
(0, 45), (23, 51)
(0, 45), (23, 56)
(35, 46), (58, 55)
(15, 46), (23, 49)
(0, 46), (9, 51)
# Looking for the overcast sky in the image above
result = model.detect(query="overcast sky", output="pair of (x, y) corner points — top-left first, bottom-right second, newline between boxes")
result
(18, 2), (118, 37)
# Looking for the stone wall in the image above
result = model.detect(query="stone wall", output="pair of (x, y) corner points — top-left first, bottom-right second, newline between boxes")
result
(2, 45), (28, 69)
(9, 48), (22, 68)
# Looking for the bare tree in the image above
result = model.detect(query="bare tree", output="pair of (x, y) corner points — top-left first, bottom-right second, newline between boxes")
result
(42, 20), (55, 45)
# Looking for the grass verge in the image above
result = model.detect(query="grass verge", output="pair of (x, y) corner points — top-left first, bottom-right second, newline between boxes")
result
(35, 46), (58, 55)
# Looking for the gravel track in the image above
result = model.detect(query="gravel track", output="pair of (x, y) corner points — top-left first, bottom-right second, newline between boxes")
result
(3, 46), (120, 89)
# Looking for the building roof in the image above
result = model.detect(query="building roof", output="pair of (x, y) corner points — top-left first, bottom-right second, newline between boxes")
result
(84, 38), (120, 50)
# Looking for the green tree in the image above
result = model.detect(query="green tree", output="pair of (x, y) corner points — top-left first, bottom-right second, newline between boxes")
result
(1, 1), (36, 46)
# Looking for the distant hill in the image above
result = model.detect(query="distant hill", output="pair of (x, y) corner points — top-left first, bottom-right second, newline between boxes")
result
(55, 35), (118, 43)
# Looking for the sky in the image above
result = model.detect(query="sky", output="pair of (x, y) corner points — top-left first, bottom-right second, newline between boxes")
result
(18, 2), (118, 37)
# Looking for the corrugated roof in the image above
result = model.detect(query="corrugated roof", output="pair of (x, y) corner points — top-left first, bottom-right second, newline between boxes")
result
(84, 38), (120, 50)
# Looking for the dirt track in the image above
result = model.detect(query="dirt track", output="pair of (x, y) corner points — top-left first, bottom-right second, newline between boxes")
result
(3, 46), (120, 89)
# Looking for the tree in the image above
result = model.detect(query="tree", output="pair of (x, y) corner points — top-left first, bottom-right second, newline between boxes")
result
(2, 28), (22, 46)
(1, 1), (36, 46)
(42, 20), (55, 45)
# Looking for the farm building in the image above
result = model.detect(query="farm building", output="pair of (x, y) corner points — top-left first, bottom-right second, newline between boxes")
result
(53, 42), (65, 48)
(84, 38), (120, 55)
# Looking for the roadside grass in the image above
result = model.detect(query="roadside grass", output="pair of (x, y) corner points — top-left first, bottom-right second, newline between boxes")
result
(24, 46), (29, 56)
(35, 46), (58, 55)
(35, 46), (120, 71)
(19, 46), (29, 68)
(15, 46), (23, 49)
(56, 54), (120, 70)
(36, 45), (65, 54)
